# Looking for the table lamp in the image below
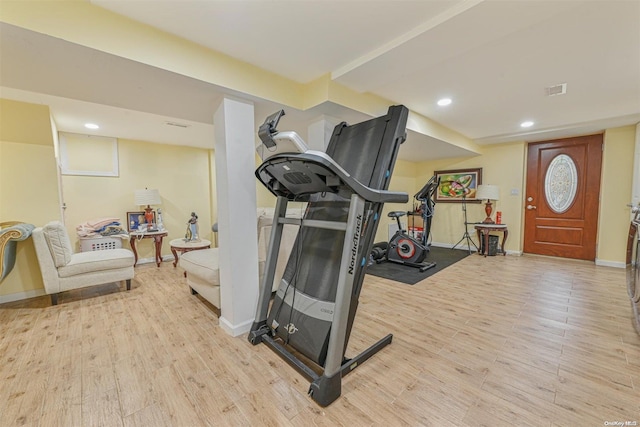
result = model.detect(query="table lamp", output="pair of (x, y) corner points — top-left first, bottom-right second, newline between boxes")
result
(134, 188), (161, 230)
(476, 184), (500, 224)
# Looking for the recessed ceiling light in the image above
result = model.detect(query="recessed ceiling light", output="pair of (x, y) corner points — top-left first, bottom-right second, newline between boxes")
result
(437, 98), (452, 106)
(84, 123), (99, 130)
(520, 121), (534, 128)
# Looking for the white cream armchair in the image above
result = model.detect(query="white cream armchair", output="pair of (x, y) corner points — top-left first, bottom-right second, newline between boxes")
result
(32, 221), (135, 305)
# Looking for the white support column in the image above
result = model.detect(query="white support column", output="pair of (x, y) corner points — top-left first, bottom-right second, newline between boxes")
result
(307, 115), (341, 152)
(214, 97), (259, 337)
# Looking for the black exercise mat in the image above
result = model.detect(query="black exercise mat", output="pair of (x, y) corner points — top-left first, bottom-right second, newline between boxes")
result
(365, 246), (470, 285)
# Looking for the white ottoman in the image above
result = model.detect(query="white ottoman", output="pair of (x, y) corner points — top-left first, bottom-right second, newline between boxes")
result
(179, 248), (220, 309)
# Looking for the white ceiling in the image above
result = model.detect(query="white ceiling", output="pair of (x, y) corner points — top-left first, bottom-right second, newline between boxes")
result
(1, 0), (639, 161)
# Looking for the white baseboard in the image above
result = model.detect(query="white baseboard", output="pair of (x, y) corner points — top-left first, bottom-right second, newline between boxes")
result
(430, 241), (521, 256)
(595, 259), (625, 268)
(135, 255), (177, 265)
(430, 241), (477, 251)
(2, 255), (174, 304)
(219, 316), (253, 337)
(0, 288), (46, 304)
(433, 242), (623, 265)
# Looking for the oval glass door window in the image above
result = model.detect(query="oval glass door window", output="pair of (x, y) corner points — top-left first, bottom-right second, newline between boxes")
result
(545, 154), (578, 213)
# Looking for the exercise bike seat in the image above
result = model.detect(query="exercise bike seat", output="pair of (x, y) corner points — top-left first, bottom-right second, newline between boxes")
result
(388, 211), (406, 218)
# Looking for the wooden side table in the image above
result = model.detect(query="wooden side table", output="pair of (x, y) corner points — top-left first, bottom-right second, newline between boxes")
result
(169, 238), (211, 267)
(474, 224), (508, 257)
(129, 230), (168, 267)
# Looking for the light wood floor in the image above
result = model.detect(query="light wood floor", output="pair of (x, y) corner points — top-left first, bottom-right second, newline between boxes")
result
(1, 253), (639, 426)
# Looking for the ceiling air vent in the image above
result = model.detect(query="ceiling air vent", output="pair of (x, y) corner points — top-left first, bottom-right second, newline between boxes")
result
(545, 83), (567, 97)
(165, 121), (190, 128)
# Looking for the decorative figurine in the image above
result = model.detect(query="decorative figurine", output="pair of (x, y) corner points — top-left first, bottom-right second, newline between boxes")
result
(185, 212), (199, 241)
(156, 208), (164, 231)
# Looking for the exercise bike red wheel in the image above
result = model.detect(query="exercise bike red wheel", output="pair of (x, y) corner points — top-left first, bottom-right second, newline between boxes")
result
(396, 238), (417, 259)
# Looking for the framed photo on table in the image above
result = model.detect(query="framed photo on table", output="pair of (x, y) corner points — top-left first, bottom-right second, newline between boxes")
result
(434, 168), (482, 203)
(126, 211), (156, 232)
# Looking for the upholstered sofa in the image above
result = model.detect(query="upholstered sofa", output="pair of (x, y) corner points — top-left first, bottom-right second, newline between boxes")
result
(32, 221), (135, 305)
(179, 207), (302, 310)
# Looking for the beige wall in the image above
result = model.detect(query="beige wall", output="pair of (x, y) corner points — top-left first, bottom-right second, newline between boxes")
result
(0, 99), (60, 297)
(598, 126), (636, 264)
(417, 141), (526, 253)
(1, 2), (633, 302)
(0, 98), (55, 146)
(255, 153), (277, 209)
(414, 128), (636, 265)
(0, 98), (215, 300)
(253, 127), (637, 266)
(61, 138), (213, 260)
(375, 160), (418, 243)
(1, 97), (635, 303)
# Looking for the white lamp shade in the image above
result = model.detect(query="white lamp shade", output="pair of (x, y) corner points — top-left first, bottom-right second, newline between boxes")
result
(134, 189), (161, 206)
(476, 184), (500, 201)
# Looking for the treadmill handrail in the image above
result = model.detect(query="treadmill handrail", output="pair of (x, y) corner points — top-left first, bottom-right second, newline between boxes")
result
(257, 150), (409, 204)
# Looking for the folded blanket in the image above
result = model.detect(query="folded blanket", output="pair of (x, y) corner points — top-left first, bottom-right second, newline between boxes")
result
(77, 217), (123, 237)
(76, 217), (121, 231)
(100, 225), (126, 236)
(96, 222), (121, 233)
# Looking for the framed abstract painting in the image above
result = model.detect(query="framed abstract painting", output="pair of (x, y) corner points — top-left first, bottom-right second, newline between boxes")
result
(434, 168), (482, 202)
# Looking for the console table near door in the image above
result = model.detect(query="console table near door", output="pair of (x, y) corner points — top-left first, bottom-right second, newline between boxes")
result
(474, 224), (508, 257)
(129, 230), (168, 266)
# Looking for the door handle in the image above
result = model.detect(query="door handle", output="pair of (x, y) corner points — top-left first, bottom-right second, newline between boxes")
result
(527, 205), (537, 210)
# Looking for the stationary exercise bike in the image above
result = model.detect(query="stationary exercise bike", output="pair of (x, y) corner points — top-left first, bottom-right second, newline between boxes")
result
(371, 175), (439, 272)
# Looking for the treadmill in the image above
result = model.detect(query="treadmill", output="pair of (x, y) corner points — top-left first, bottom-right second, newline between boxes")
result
(248, 105), (409, 406)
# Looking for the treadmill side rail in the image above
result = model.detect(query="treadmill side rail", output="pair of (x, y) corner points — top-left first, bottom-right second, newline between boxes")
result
(251, 196), (289, 332)
(323, 194), (365, 378)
